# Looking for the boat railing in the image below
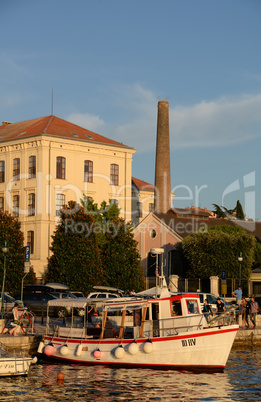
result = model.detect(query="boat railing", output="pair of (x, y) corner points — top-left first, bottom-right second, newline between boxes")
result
(206, 307), (237, 327)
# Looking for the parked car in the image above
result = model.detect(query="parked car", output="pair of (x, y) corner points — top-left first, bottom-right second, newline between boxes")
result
(51, 291), (85, 317)
(0, 292), (16, 312)
(87, 286), (124, 299)
(71, 291), (85, 298)
(18, 292), (61, 317)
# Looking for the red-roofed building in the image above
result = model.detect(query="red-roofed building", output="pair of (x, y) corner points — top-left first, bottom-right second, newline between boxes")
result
(0, 116), (135, 278)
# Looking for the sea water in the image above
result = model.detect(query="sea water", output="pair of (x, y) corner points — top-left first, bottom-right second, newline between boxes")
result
(0, 348), (260, 401)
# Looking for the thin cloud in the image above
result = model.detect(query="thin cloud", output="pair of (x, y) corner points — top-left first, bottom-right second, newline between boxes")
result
(67, 113), (105, 133)
(67, 85), (261, 152)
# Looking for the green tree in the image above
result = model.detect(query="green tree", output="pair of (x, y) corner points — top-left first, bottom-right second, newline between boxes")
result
(182, 225), (255, 279)
(101, 219), (144, 292)
(0, 211), (35, 295)
(46, 201), (104, 295)
(235, 200), (245, 220)
(212, 200), (245, 220)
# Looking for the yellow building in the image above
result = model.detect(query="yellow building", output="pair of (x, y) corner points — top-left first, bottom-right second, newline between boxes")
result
(0, 116), (135, 278)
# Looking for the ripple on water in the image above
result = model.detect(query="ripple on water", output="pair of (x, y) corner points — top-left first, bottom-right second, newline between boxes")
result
(0, 349), (260, 401)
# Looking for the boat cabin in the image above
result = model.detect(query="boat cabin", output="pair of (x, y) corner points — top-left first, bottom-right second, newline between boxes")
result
(46, 293), (206, 340)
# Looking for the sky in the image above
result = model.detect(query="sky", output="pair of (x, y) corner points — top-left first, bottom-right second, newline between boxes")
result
(1, 0), (261, 221)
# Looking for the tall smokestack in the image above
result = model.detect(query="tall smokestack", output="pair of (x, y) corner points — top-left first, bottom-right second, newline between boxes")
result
(154, 100), (171, 213)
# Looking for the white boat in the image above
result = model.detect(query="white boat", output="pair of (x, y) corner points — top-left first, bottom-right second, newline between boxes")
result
(38, 277), (238, 372)
(0, 344), (37, 376)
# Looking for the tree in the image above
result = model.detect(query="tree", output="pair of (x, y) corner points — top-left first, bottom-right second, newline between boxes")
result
(0, 211), (35, 295)
(46, 201), (104, 295)
(182, 225), (255, 279)
(46, 199), (144, 293)
(235, 200), (245, 220)
(101, 219), (144, 292)
(212, 200), (245, 220)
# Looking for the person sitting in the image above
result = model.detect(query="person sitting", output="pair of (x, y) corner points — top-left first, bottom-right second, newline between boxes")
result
(9, 302), (21, 336)
(96, 316), (114, 338)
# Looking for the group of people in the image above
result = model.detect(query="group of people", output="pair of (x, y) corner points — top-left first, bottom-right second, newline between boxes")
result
(232, 286), (259, 328)
(202, 286), (259, 328)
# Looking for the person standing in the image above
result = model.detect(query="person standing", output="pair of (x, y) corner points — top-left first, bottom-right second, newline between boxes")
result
(232, 286), (242, 324)
(241, 297), (250, 328)
(232, 286), (242, 305)
(249, 296), (259, 328)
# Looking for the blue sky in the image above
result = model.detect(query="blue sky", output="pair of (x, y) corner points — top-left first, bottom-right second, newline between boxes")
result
(1, 0), (260, 220)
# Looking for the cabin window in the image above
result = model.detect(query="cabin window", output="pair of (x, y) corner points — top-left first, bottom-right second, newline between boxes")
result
(186, 300), (199, 314)
(171, 300), (182, 316)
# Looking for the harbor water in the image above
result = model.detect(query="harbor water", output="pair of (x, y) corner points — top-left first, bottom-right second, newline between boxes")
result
(0, 348), (260, 401)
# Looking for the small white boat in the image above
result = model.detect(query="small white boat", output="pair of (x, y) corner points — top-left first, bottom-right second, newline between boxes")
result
(38, 276), (238, 373)
(0, 344), (37, 376)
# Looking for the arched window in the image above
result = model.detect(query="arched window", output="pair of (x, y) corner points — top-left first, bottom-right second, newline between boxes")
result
(56, 194), (65, 216)
(27, 231), (34, 254)
(56, 157), (66, 179)
(84, 160), (93, 183)
(0, 161), (5, 183)
(29, 156), (36, 178)
(28, 193), (35, 216)
(13, 195), (19, 217)
(13, 158), (20, 181)
(110, 164), (119, 186)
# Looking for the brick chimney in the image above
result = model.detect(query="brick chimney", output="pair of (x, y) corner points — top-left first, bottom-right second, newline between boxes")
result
(154, 100), (171, 213)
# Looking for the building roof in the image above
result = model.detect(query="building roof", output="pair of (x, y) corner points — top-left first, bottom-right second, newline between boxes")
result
(0, 115), (133, 149)
(154, 212), (261, 242)
(169, 207), (214, 218)
(132, 177), (154, 192)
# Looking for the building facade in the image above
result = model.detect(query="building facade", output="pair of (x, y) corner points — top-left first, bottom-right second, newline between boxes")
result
(0, 116), (135, 278)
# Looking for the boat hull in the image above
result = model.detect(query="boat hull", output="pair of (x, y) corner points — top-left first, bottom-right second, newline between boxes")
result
(0, 356), (34, 376)
(40, 325), (238, 372)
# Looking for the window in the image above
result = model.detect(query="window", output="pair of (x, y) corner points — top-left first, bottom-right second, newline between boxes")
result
(13, 195), (19, 217)
(56, 194), (65, 216)
(137, 202), (142, 218)
(0, 197), (4, 211)
(28, 193), (35, 216)
(186, 300), (199, 314)
(13, 158), (20, 181)
(110, 164), (119, 186)
(56, 157), (66, 179)
(29, 156), (36, 179)
(0, 161), (5, 183)
(171, 300), (182, 316)
(84, 160), (93, 183)
(27, 231), (34, 254)
(149, 203), (154, 213)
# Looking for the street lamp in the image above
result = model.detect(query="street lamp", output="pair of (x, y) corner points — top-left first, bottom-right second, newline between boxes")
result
(1, 240), (9, 315)
(238, 252), (243, 287)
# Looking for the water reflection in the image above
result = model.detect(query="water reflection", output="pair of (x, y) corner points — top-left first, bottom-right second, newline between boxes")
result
(0, 348), (260, 401)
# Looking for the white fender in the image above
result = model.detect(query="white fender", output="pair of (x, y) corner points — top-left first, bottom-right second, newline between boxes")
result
(115, 345), (125, 359)
(60, 345), (69, 356)
(76, 344), (83, 357)
(128, 342), (139, 355)
(37, 341), (45, 354)
(143, 341), (154, 354)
